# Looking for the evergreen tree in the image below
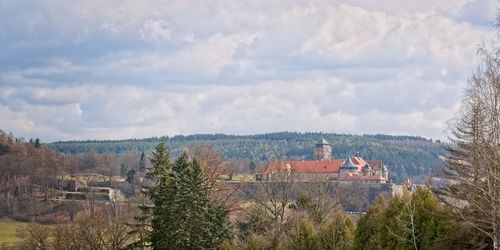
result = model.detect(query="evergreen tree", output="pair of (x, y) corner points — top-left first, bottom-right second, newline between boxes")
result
(354, 188), (454, 250)
(139, 152), (146, 172)
(34, 138), (41, 148)
(354, 195), (388, 250)
(126, 169), (136, 184)
(288, 217), (319, 250)
(129, 142), (171, 249)
(130, 142), (228, 249)
(318, 212), (355, 250)
(167, 153), (228, 249)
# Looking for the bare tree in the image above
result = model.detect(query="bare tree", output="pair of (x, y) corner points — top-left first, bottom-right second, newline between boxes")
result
(440, 23), (500, 249)
(101, 153), (117, 184)
(17, 223), (51, 250)
(292, 178), (344, 223)
(18, 204), (134, 250)
(186, 144), (239, 209)
(244, 161), (296, 233)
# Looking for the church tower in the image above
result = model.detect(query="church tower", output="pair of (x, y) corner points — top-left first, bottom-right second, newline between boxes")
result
(313, 138), (332, 160)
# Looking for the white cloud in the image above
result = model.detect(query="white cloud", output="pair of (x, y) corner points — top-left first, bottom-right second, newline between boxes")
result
(302, 4), (393, 58)
(179, 32), (257, 75)
(0, 77), (459, 141)
(140, 19), (172, 42)
(0, 0), (496, 141)
(302, 4), (487, 69)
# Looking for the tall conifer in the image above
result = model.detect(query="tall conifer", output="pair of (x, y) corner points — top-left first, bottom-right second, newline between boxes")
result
(129, 142), (171, 249)
(130, 142), (228, 249)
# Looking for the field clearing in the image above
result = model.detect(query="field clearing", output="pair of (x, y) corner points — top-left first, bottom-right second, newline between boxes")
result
(231, 174), (254, 182)
(0, 219), (27, 246)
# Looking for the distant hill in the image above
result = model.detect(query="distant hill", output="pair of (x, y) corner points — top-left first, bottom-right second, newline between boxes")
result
(47, 132), (445, 183)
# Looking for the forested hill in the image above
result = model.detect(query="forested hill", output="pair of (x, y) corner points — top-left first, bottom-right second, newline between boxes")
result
(48, 132), (445, 182)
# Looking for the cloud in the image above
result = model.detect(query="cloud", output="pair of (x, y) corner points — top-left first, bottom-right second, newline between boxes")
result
(0, 0), (495, 141)
(140, 19), (172, 42)
(179, 32), (257, 75)
(302, 4), (486, 70)
(0, 77), (461, 141)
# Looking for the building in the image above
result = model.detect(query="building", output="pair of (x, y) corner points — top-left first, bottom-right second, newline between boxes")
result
(313, 138), (332, 160)
(261, 139), (389, 183)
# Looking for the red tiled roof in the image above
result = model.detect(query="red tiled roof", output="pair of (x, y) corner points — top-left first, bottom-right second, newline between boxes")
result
(350, 157), (367, 171)
(366, 160), (382, 169)
(263, 157), (383, 174)
(263, 160), (343, 174)
(351, 157), (366, 166)
(348, 158), (383, 172)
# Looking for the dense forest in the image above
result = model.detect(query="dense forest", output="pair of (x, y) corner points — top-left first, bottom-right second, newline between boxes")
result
(48, 132), (445, 183)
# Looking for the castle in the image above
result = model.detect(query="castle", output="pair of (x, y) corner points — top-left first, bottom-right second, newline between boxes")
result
(261, 139), (389, 183)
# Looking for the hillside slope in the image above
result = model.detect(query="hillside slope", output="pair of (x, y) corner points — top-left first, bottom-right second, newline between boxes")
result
(48, 132), (445, 183)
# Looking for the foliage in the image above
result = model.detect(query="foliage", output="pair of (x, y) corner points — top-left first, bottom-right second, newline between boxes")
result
(132, 142), (229, 249)
(288, 216), (319, 250)
(317, 212), (355, 250)
(47, 132), (444, 183)
(354, 187), (460, 250)
(247, 234), (263, 250)
(353, 194), (388, 250)
(219, 239), (238, 250)
(126, 169), (136, 184)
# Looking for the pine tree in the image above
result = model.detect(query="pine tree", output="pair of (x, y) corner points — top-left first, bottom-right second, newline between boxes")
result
(34, 138), (41, 148)
(139, 152), (146, 172)
(130, 142), (228, 249)
(148, 143), (175, 249)
(129, 142), (171, 249)
(167, 154), (228, 249)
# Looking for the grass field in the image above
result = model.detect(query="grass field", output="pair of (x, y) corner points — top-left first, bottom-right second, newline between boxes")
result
(231, 174), (255, 182)
(0, 219), (27, 246)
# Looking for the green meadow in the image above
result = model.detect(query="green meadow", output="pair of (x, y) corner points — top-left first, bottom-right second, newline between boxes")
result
(0, 219), (27, 246)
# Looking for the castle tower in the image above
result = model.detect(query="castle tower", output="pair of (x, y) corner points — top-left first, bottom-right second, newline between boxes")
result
(313, 138), (332, 160)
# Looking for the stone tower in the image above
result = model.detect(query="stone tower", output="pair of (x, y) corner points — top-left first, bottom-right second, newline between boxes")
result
(313, 138), (332, 160)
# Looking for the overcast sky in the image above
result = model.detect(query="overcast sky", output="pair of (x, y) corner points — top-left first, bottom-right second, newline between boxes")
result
(0, 0), (498, 142)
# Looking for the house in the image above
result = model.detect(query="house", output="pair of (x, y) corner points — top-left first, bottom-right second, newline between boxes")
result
(260, 139), (388, 183)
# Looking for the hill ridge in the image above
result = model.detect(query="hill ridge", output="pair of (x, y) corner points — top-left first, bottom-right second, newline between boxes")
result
(47, 132), (443, 183)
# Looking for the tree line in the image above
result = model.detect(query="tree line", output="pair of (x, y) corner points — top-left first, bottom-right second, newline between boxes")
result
(48, 132), (444, 183)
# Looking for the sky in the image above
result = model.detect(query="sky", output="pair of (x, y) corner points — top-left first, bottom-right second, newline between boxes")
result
(0, 0), (498, 142)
